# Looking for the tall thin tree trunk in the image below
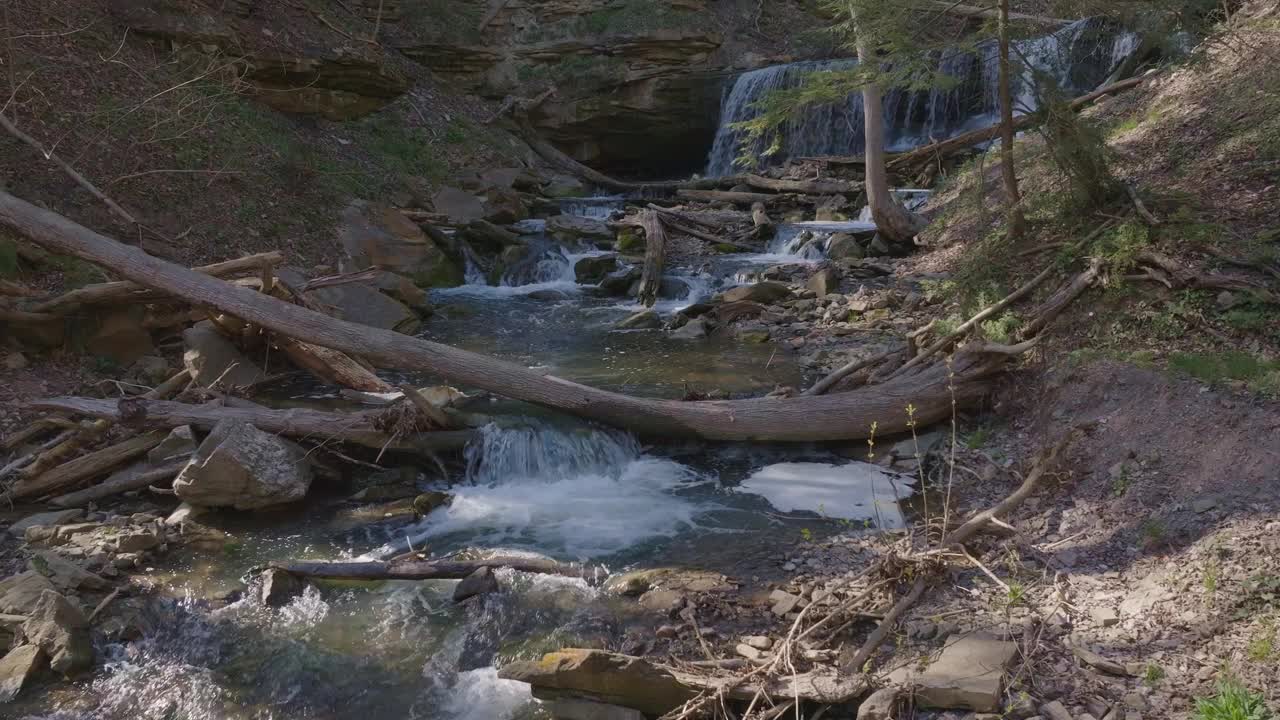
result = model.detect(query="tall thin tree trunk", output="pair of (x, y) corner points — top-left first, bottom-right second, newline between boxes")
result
(851, 4), (923, 245)
(998, 0), (1027, 239)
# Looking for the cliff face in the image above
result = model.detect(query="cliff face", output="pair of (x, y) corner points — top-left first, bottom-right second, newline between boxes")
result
(396, 0), (829, 177)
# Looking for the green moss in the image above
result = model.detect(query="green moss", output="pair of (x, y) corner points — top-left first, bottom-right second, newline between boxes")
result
(0, 239), (17, 278)
(713, 243), (747, 254)
(409, 260), (464, 289)
(402, 0), (484, 43)
(1169, 351), (1280, 396)
(616, 229), (645, 253)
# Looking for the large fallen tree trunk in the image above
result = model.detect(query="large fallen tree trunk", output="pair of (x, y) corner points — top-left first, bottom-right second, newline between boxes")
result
(1, 190), (1009, 442)
(887, 75), (1149, 175)
(271, 554), (605, 583)
(910, 0), (1072, 26)
(676, 189), (788, 205)
(30, 397), (476, 453)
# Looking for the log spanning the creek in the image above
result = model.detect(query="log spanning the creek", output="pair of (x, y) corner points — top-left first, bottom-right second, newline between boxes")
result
(271, 555), (608, 584)
(0, 190), (1010, 442)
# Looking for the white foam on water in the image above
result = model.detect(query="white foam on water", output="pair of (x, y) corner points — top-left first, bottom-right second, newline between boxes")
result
(440, 667), (533, 720)
(437, 279), (583, 299)
(737, 461), (916, 530)
(389, 424), (707, 559)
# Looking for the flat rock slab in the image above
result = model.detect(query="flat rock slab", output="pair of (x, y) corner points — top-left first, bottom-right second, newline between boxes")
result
(888, 632), (1018, 712)
(499, 648), (697, 717)
(9, 510), (84, 537)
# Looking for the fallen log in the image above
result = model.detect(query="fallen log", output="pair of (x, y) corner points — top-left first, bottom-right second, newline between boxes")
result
(887, 76), (1149, 174)
(676, 189), (786, 205)
(29, 397), (475, 454)
(0, 190), (1012, 442)
(741, 174), (861, 196)
(49, 461), (187, 508)
(645, 205), (757, 253)
(6, 431), (167, 500)
(271, 555), (605, 583)
(910, 0), (1073, 26)
(637, 210), (668, 308)
(28, 251), (285, 315)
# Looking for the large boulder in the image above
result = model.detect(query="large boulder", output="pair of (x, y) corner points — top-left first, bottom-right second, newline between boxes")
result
(547, 215), (613, 245)
(453, 566), (499, 603)
(0, 645), (46, 702)
(826, 232), (866, 261)
(886, 632), (1017, 712)
(173, 420), (313, 510)
(574, 255), (618, 284)
(9, 510), (84, 538)
(721, 281), (790, 304)
(498, 649), (699, 717)
(22, 591), (92, 675)
(338, 200), (462, 287)
(598, 267), (642, 296)
(482, 186), (529, 224)
(431, 186), (485, 223)
(0, 571), (58, 614)
(279, 268), (421, 334)
(182, 321), (267, 389)
(368, 270), (432, 315)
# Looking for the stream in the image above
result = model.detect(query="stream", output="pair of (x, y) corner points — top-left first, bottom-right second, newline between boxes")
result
(14, 199), (919, 720)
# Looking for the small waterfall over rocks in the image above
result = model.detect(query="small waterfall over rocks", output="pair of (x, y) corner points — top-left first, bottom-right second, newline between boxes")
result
(706, 17), (1139, 176)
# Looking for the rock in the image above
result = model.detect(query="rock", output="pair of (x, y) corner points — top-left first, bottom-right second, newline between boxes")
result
(497, 649), (698, 717)
(87, 308), (154, 364)
(0, 571), (58, 614)
(615, 310), (662, 330)
(575, 255), (619, 284)
(148, 425), (198, 465)
(260, 568), (305, 607)
(598, 267), (643, 296)
(541, 693), (646, 720)
(889, 633), (1017, 712)
(605, 568), (733, 598)
(722, 281), (790, 304)
(670, 317), (710, 339)
(430, 186), (485, 223)
(28, 552), (109, 592)
(826, 233), (866, 261)
(164, 502), (206, 527)
(112, 528), (162, 553)
(173, 420), (313, 509)
(1039, 701), (1073, 720)
(22, 591), (92, 675)
(857, 687), (899, 720)
(806, 267), (840, 297)
(368, 270), (432, 314)
(482, 186), (529, 224)
(770, 590), (802, 616)
(867, 234), (891, 256)
(527, 289), (572, 301)
(9, 510), (84, 537)
(338, 200), (462, 287)
(735, 643), (763, 660)
(815, 195), (850, 221)
(543, 174), (587, 198)
(1190, 497), (1218, 513)
(129, 355), (171, 384)
(182, 321), (267, 388)
(547, 214), (614, 244)
(1090, 607), (1120, 627)
(453, 566), (500, 602)
(741, 636), (772, 650)
(3, 351), (29, 370)
(280, 268), (422, 334)
(0, 645), (46, 702)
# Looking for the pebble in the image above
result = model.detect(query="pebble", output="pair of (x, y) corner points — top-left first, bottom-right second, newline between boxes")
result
(769, 590), (802, 616)
(735, 643), (763, 660)
(655, 625), (681, 639)
(741, 635), (772, 650)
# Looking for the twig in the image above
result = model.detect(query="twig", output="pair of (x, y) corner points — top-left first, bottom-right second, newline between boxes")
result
(887, 262), (1057, 379)
(1124, 183), (1161, 226)
(0, 111), (138, 227)
(803, 348), (900, 396)
(844, 576), (928, 672)
(87, 588), (121, 623)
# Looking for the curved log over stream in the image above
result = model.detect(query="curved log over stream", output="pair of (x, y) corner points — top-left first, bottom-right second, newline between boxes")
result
(0, 190), (1009, 442)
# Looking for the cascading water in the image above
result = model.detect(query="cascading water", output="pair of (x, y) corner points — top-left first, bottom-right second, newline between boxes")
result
(705, 18), (1140, 176)
(384, 422), (706, 560)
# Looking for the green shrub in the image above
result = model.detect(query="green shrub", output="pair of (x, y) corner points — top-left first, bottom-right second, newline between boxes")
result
(1194, 679), (1271, 720)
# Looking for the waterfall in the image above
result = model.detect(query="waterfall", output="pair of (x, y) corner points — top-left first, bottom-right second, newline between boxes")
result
(705, 18), (1140, 176)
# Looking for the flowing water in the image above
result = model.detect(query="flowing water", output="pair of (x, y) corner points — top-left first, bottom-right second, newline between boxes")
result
(705, 17), (1141, 175)
(15, 196), (923, 720)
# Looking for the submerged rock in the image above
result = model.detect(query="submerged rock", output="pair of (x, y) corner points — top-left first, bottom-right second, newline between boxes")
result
(260, 568), (306, 607)
(598, 267), (642, 296)
(22, 590), (92, 675)
(0, 645), (46, 702)
(174, 420), (313, 510)
(453, 566), (499, 603)
(182, 321), (267, 389)
(615, 310), (661, 330)
(669, 316), (710, 340)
